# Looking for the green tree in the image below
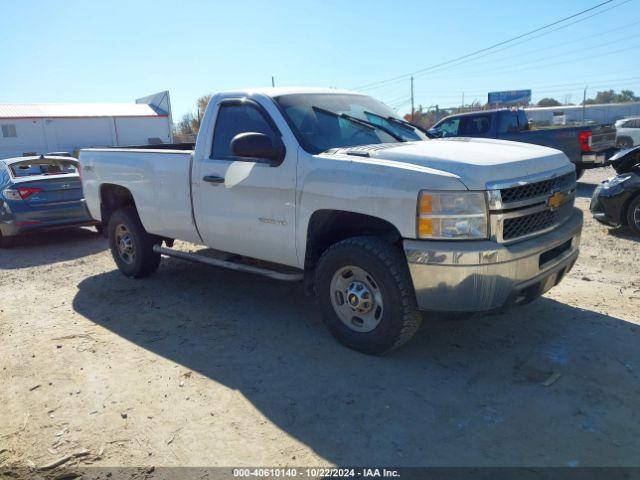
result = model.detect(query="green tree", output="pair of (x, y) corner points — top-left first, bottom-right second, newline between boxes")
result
(177, 112), (197, 134)
(175, 94), (213, 134)
(585, 89), (639, 105)
(537, 98), (562, 107)
(618, 90), (639, 102)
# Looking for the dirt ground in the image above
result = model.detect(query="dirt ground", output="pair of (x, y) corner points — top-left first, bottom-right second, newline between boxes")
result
(1, 167), (639, 474)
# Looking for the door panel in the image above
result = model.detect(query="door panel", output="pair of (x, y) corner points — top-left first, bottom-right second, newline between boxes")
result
(193, 100), (298, 267)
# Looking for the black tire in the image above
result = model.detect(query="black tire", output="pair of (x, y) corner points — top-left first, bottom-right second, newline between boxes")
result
(108, 207), (161, 278)
(626, 195), (640, 237)
(617, 137), (634, 149)
(0, 232), (15, 249)
(315, 236), (422, 355)
(94, 223), (104, 235)
(575, 167), (584, 180)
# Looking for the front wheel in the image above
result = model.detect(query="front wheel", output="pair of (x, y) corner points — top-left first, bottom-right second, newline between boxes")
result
(108, 207), (161, 278)
(627, 195), (640, 237)
(315, 236), (422, 355)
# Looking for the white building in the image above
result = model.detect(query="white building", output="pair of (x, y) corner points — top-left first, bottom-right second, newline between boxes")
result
(0, 91), (173, 159)
(525, 101), (640, 126)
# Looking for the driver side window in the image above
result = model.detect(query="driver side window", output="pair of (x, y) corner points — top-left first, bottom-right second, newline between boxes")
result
(438, 118), (460, 137)
(211, 103), (279, 159)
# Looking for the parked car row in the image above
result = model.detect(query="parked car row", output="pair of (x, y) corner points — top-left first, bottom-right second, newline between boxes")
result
(1, 90), (638, 354)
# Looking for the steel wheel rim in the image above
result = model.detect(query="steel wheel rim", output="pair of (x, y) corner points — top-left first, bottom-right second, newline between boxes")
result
(634, 204), (640, 227)
(115, 224), (135, 265)
(330, 265), (384, 332)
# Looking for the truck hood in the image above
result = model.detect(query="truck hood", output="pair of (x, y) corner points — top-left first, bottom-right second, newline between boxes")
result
(327, 138), (572, 190)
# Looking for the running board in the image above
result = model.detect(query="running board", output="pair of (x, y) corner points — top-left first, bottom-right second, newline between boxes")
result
(152, 245), (303, 282)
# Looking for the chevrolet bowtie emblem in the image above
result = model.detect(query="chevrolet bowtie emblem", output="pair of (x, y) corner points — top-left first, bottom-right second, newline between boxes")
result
(547, 191), (567, 209)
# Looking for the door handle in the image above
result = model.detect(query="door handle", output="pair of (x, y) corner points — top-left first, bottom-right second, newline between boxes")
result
(203, 175), (225, 184)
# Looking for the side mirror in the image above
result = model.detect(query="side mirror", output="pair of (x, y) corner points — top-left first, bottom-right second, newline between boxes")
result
(428, 128), (442, 138)
(230, 132), (284, 165)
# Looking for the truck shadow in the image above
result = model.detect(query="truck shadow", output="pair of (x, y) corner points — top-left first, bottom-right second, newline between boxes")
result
(576, 182), (596, 198)
(0, 227), (107, 269)
(73, 259), (640, 466)
(607, 226), (640, 243)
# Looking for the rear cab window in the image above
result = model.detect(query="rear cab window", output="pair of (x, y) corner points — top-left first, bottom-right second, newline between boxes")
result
(9, 159), (78, 178)
(461, 115), (491, 135)
(498, 112), (520, 134)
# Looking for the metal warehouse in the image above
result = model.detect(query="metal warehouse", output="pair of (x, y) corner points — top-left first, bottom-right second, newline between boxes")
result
(0, 91), (172, 159)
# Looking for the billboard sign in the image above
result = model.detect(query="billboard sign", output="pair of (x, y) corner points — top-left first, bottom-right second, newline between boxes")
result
(488, 90), (532, 105)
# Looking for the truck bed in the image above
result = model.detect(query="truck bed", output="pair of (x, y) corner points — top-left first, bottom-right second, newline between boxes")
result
(79, 147), (201, 243)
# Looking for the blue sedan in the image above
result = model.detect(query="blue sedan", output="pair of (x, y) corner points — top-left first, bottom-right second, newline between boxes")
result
(0, 155), (98, 248)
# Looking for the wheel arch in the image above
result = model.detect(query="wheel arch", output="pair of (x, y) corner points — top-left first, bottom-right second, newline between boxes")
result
(99, 183), (138, 229)
(303, 209), (403, 271)
(616, 135), (634, 148)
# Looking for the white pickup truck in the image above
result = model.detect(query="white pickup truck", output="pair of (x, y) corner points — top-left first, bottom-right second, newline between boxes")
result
(80, 88), (582, 354)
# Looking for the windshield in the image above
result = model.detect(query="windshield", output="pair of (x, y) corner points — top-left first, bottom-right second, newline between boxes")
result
(274, 93), (428, 153)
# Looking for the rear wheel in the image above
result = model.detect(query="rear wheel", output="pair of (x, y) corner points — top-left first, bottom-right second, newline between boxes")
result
(315, 236), (422, 355)
(0, 232), (15, 249)
(108, 207), (161, 277)
(626, 195), (640, 237)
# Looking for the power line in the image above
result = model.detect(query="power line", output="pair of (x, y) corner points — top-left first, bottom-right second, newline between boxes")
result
(380, 0), (635, 88)
(410, 19), (640, 80)
(407, 31), (640, 86)
(405, 42), (640, 92)
(353, 0), (617, 91)
(411, 69), (640, 96)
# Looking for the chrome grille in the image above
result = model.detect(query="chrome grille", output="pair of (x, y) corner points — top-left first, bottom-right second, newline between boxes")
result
(488, 168), (577, 244)
(500, 172), (575, 205)
(503, 209), (559, 240)
(495, 200), (575, 243)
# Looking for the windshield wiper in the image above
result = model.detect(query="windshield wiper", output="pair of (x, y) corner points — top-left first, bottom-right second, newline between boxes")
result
(312, 106), (405, 142)
(363, 111), (432, 137)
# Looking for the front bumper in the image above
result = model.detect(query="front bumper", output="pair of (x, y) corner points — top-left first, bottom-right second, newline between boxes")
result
(589, 182), (630, 227)
(403, 208), (583, 312)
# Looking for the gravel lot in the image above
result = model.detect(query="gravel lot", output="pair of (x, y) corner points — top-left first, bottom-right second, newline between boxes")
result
(1, 167), (639, 473)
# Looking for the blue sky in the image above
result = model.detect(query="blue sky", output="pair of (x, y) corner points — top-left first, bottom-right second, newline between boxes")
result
(1, 0), (639, 121)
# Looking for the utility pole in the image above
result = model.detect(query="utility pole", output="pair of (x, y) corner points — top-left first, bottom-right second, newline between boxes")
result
(582, 86), (587, 123)
(461, 92), (465, 109)
(271, 76), (275, 88)
(410, 76), (415, 121)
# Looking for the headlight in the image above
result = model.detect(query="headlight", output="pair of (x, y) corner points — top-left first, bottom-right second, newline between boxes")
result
(417, 191), (488, 239)
(604, 175), (631, 188)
